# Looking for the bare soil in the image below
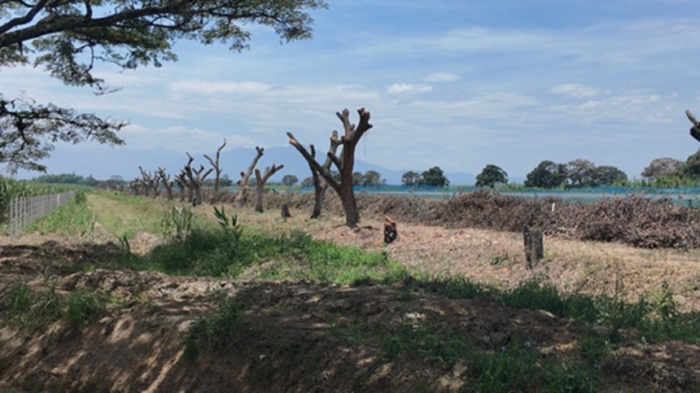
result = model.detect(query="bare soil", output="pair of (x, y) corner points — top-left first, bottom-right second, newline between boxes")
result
(1, 206), (700, 392)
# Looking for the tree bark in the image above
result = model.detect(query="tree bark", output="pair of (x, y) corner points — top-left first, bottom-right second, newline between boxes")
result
(309, 131), (341, 218)
(524, 226), (544, 269)
(235, 146), (264, 208)
(687, 110), (700, 142)
(138, 166), (160, 198)
(175, 173), (187, 202)
(184, 152), (213, 206)
(204, 138), (227, 196)
(254, 164), (284, 212)
(287, 108), (372, 228)
(157, 167), (174, 200)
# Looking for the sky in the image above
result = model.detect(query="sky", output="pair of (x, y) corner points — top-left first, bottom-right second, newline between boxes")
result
(3, 0), (700, 182)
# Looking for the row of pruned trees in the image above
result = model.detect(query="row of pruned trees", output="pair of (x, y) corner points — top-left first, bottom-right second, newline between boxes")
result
(131, 140), (283, 213)
(131, 107), (374, 228)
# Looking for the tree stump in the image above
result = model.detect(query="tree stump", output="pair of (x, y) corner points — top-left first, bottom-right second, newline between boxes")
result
(384, 216), (398, 244)
(523, 225), (543, 269)
(281, 204), (291, 222)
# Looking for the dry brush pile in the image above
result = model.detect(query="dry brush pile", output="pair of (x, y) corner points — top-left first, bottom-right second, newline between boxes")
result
(262, 190), (700, 250)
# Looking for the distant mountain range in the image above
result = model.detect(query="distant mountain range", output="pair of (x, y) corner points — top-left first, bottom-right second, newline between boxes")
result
(15, 146), (479, 185)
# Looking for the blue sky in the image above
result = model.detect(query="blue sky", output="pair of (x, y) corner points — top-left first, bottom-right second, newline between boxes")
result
(3, 0), (700, 181)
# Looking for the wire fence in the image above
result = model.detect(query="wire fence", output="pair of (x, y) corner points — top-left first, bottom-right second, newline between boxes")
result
(8, 191), (76, 237)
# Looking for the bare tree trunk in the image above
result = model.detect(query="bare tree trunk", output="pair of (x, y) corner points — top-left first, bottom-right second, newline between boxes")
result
(254, 164), (284, 212)
(157, 167), (174, 200)
(204, 138), (227, 196)
(139, 166), (161, 198)
(524, 226), (544, 269)
(175, 174), (187, 202)
(183, 153), (213, 206)
(287, 108), (373, 228)
(308, 131), (341, 219)
(235, 146), (264, 208)
(687, 110), (700, 142)
(130, 179), (144, 196)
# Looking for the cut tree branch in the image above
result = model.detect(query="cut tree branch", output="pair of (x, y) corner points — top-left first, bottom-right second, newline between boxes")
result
(235, 146), (264, 208)
(204, 138), (226, 194)
(254, 163), (284, 212)
(687, 110), (700, 143)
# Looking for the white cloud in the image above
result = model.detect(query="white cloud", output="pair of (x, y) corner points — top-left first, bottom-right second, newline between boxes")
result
(423, 72), (461, 82)
(551, 83), (606, 98)
(121, 124), (256, 152)
(169, 80), (271, 95)
(386, 83), (433, 94)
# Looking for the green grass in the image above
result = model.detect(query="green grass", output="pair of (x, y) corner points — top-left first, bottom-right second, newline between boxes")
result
(184, 295), (257, 359)
(66, 290), (108, 328)
(1, 279), (106, 336)
(329, 316), (601, 393)
(122, 225), (409, 285)
(26, 190), (96, 236)
(2, 280), (63, 336)
(88, 191), (181, 237)
(104, 202), (409, 283)
(429, 277), (700, 346)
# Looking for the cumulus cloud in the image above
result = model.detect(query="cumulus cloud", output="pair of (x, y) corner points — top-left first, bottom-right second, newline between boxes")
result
(423, 72), (461, 82)
(551, 83), (607, 98)
(386, 83), (433, 94)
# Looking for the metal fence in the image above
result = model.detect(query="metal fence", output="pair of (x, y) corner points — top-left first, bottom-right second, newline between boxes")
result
(8, 191), (76, 236)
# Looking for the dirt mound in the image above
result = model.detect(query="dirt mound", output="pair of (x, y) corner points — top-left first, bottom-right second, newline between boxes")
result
(0, 240), (699, 392)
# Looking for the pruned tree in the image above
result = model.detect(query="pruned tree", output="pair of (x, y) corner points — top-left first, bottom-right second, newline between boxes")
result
(204, 139), (227, 195)
(288, 130), (341, 219)
(254, 164), (285, 212)
(129, 178), (145, 196)
(687, 110), (700, 142)
(175, 172), (188, 202)
(184, 152), (213, 206)
(235, 146), (264, 208)
(157, 167), (175, 200)
(0, 0), (326, 173)
(288, 108), (373, 228)
(138, 166), (160, 198)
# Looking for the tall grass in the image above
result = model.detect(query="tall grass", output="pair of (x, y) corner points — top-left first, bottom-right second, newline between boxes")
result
(0, 279), (107, 336)
(26, 190), (96, 236)
(116, 206), (409, 284)
(431, 278), (700, 345)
